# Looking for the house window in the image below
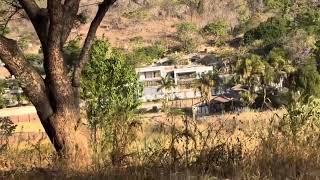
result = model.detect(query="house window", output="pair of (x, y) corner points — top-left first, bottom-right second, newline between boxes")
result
(177, 72), (196, 80)
(145, 71), (160, 79)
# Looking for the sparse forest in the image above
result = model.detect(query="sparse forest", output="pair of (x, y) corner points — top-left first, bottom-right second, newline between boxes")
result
(0, 0), (319, 179)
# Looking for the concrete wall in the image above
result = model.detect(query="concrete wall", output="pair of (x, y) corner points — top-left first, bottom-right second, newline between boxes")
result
(0, 106), (39, 123)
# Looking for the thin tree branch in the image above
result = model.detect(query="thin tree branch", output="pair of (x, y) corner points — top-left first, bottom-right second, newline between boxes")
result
(18, 0), (49, 47)
(61, 0), (81, 45)
(72, 0), (117, 87)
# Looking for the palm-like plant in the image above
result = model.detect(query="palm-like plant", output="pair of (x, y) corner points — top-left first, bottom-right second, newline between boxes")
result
(198, 71), (216, 103)
(157, 75), (176, 110)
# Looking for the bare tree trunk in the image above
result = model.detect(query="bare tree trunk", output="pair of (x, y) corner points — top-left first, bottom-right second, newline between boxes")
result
(47, 109), (92, 168)
(0, 0), (117, 169)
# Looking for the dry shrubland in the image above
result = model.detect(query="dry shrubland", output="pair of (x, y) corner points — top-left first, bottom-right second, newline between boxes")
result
(1, 105), (320, 179)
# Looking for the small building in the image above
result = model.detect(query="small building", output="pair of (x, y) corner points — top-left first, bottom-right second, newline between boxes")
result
(210, 84), (249, 113)
(192, 101), (209, 117)
(136, 66), (174, 101)
(136, 65), (214, 102)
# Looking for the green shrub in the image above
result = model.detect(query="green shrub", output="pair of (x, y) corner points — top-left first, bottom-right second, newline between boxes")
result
(82, 39), (142, 166)
(130, 36), (144, 49)
(294, 58), (320, 98)
(243, 17), (292, 45)
(63, 38), (82, 67)
(265, 0), (293, 10)
(25, 53), (43, 63)
(0, 117), (16, 151)
(202, 21), (228, 36)
(176, 22), (198, 34)
(127, 41), (167, 66)
(0, 27), (10, 35)
(295, 7), (320, 35)
(176, 22), (200, 52)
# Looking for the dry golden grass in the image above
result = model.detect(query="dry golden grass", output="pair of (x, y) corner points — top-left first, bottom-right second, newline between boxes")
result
(2, 108), (320, 179)
(15, 121), (44, 133)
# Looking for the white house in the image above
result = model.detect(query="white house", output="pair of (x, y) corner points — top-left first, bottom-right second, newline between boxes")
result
(136, 66), (174, 101)
(136, 65), (213, 101)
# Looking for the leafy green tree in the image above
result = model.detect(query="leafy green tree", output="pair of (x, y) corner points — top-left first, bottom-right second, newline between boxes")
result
(127, 41), (167, 67)
(295, 7), (320, 35)
(279, 94), (320, 145)
(267, 48), (295, 83)
(243, 16), (292, 45)
(176, 22), (201, 52)
(294, 58), (320, 98)
(240, 91), (256, 107)
(82, 39), (142, 165)
(236, 54), (263, 86)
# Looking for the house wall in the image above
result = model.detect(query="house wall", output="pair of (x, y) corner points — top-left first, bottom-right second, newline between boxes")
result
(136, 65), (213, 102)
(0, 106), (39, 124)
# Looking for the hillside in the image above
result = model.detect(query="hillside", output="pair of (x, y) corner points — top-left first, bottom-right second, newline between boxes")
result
(5, 0), (252, 53)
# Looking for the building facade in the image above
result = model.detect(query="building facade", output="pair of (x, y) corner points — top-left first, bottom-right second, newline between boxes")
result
(136, 65), (213, 101)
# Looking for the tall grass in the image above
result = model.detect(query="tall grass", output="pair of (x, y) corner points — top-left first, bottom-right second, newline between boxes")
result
(2, 101), (320, 179)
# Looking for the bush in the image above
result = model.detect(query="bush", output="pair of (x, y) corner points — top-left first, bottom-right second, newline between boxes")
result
(265, 0), (293, 10)
(278, 95), (320, 145)
(127, 41), (167, 66)
(176, 22), (197, 34)
(243, 17), (292, 45)
(25, 53), (44, 74)
(0, 117), (16, 151)
(283, 29), (317, 63)
(176, 22), (201, 52)
(63, 38), (82, 67)
(18, 33), (34, 50)
(82, 39), (142, 166)
(295, 7), (320, 35)
(202, 21), (228, 36)
(294, 58), (320, 98)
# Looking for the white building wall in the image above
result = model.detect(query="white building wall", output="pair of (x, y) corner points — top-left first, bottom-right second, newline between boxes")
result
(136, 65), (213, 102)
